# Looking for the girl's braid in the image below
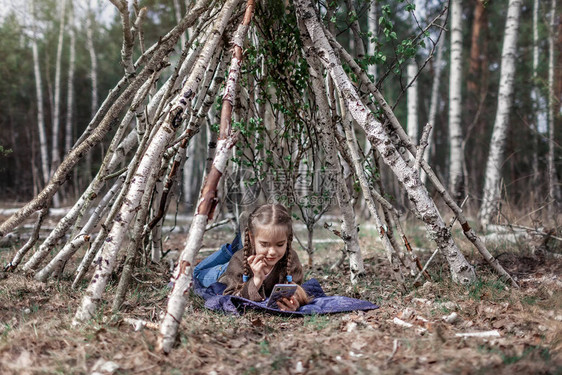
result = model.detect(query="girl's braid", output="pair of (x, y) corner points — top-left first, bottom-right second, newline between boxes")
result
(243, 226), (252, 280)
(285, 232), (293, 282)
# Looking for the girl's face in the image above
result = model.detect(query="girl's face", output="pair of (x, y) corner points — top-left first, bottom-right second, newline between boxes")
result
(250, 225), (289, 267)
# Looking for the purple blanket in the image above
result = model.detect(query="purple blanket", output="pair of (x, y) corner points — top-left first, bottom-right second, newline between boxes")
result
(193, 278), (379, 315)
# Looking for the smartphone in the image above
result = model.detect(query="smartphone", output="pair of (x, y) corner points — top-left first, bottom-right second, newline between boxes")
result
(266, 284), (298, 309)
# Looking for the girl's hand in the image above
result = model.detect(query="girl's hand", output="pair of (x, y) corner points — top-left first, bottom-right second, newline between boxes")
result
(247, 254), (269, 288)
(277, 296), (300, 312)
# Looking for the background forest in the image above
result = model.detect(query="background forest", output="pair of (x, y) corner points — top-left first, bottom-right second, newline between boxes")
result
(0, 0), (559, 220)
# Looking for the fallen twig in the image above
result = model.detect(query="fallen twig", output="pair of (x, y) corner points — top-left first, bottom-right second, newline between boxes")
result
(123, 317), (159, 331)
(455, 330), (500, 338)
(386, 339), (399, 363)
(412, 248), (439, 285)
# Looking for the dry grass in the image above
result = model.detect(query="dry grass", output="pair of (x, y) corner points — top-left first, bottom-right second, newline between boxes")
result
(0, 223), (561, 374)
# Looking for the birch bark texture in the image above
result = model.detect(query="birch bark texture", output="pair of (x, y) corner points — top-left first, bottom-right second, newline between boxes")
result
(51, 0), (67, 183)
(64, 2), (76, 155)
(448, 0), (464, 201)
(367, 0), (377, 80)
(85, 5), (98, 179)
(159, 0), (250, 353)
(423, 30), (445, 184)
(295, 0), (476, 285)
(407, 62), (419, 144)
(31, 34), (50, 187)
(478, 0), (523, 228)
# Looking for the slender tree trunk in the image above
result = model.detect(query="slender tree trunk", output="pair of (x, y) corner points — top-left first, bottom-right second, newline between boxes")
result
(34, 175), (125, 282)
(51, 0), (67, 198)
(448, 0), (464, 202)
(32, 38), (50, 188)
(65, 2), (76, 156)
(467, 0), (486, 98)
(367, 0), (377, 80)
(407, 61), (418, 144)
(20, 75), (158, 273)
(547, 0), (559, 215)
(423, 31), (445, 184)
(295, 0), (476, 285)
(85, 7), (98, 182)
(478, 0), (523, 227)
(530, 0), (549, 198)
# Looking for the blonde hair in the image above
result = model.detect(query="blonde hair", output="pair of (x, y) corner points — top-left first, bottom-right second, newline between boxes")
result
(242, 204), (294, 282)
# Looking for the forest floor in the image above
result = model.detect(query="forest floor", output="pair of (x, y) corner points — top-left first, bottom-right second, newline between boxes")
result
(0, 213), (561, 374)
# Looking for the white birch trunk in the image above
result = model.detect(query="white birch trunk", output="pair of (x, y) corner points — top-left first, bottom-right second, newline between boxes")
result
(0, 2), (209, 239)
(478, 0), (522, 227)
(407, 62), (418, 144)
(295, 0), (476, 284)
(547, 0), (558, 213)
(51, 0), (66, 185)
(74, 0), (230, 325)
(110, 0), (135, 77)
(423, 32), (445, 184)
(86, 8), (98, 178)
(367, 0), (377, 80)
(64, 2), (76, 155)
(183, 135), (197, 205)
(448, 0), (464, 198)
(32, 38), (50, 187)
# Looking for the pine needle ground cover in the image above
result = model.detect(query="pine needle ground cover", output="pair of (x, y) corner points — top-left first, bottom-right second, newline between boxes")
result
(0, 222), (560, 374)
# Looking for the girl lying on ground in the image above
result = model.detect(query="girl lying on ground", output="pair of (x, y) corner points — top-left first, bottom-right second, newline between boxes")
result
(193, 204), (312, 311)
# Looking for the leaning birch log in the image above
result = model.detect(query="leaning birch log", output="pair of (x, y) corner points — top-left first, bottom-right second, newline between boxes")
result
(72, 0), (229, 324)
(0, 4), (210, 239)
(109, 0), (136, 77)
(295, 0), (476, 284)
(324, 30), (518, 287)
(112, 156), (164, 311)
(159, 0), (252, 353)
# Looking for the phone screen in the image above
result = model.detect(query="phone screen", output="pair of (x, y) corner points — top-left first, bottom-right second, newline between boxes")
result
(266, 284), (298, 308)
